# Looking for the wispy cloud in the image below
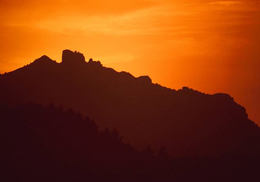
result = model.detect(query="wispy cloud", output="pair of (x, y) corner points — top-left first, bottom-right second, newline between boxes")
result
(34, 5), (189, 36)
(209, 1), (242, 6)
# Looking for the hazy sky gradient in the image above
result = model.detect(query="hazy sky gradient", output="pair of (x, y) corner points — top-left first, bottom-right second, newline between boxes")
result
(1, 0), (259, 124)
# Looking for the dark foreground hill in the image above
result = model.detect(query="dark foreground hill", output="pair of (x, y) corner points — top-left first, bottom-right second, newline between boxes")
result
(0, 49), (260, 157)
(1, 104), (259, 182)
(0, 103), (139, 182)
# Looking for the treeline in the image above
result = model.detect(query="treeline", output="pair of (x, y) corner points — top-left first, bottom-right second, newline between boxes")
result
(0, 103), (259, 182)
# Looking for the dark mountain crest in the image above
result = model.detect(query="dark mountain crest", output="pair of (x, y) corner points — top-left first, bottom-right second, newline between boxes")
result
(62, 49), (86, 65)
(32, 55), (57, 65)
(61, 49), (104, 67)
(0, 49), (259, 157)
(1, 49), (260, 181)
(26, 49), (151, 82)
(23, 49), (102, 68)
(137, 75), (152, 84)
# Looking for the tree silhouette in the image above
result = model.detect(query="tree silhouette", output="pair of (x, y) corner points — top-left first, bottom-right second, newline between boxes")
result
(0, 103), (260, 182)
(142, 145), (154, 156)
(158, 145), (168, 158)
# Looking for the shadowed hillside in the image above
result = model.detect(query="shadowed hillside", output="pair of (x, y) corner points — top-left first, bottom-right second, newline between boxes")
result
(1, 103), (260, 182)
(0, 103), (152, 182)
(0, 49), (260, 157)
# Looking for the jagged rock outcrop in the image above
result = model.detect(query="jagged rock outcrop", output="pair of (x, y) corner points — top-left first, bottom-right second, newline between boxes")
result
(137, 76), (152, 84)
(62, 49), (85, 65)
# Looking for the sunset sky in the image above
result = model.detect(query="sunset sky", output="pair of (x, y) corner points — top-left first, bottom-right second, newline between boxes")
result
(0, 0), (259, 125)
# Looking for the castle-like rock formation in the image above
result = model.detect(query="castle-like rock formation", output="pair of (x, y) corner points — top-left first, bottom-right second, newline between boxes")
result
(62, 50), (86, 65)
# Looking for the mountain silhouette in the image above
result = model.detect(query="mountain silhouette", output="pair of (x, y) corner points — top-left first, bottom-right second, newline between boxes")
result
(1, 103), (174, 182)
(1, 49), (260, 157)
(2, 103), (259, 182)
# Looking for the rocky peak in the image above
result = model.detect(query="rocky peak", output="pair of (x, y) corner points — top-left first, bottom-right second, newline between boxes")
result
(137, 76), (152, 84)
(34, 55), (53, 63)
(30, 55), (56, 67)
(61, 49), (85, 65)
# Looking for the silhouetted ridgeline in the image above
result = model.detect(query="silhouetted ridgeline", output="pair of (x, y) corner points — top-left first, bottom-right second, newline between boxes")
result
(0, 103), (142, 182)
(1, 103), (260, 182)
(0, 49), (260, 157)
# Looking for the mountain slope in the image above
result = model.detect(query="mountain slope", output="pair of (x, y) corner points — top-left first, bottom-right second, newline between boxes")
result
(2, 103), (259, 182)
(0, 49), (259, 156)
(0, 103), (153, 182)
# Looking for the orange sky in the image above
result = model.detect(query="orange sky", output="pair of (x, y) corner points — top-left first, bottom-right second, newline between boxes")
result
(0, 0), (260, 125)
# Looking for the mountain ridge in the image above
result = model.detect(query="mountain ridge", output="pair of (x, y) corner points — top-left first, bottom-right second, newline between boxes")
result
(1, 49), (259, 157)
(2, 103), (259, 182)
